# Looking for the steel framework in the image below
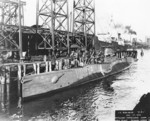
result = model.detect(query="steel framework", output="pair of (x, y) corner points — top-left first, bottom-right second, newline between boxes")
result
(0, 0), (25, 51)
(73, 0), (95, 49)
(36, 0), (69, 54)
(0, 0), (95, 55)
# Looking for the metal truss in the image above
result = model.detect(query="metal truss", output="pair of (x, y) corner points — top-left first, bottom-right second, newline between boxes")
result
(54, 0), (69, 53)
(0, 0), (25, 51)
(36, 0), (53, 51)
(73, 0), (95, 49)
(36, 0), (69, 54)
(54, 0), (68, 32)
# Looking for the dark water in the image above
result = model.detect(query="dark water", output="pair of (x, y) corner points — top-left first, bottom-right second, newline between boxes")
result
(0, 49), (150, 121)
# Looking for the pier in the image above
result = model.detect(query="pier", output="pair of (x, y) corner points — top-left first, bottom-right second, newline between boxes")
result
(0, 0), (95, 99)
(0, 0), (95, 55)
(0, 0), (148, 120)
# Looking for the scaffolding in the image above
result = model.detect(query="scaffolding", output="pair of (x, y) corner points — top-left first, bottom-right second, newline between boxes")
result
(0, 0), (25, 51)
(36, 0), (69, 54)
(0, 0), (95, 55)
(73, 0), (95, 49)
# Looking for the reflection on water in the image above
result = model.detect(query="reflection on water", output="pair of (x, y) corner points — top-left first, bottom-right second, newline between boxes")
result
(0, 49), (150, 121)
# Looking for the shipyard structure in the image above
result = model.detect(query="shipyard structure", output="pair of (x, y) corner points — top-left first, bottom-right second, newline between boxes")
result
(0, 0), (97, 59)
(0, 0), (130, 60)
(0, 0), (138, 100)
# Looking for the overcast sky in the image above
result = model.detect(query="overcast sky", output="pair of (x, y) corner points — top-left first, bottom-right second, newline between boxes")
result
(24, 0), (150, 40)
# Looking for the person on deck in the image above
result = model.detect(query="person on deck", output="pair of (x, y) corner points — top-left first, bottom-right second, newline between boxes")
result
(70, 51), (75, 67)
(51, 55), (56, 71)
(82, 50), (87, 65)
(74, 50), (79, 67)
(0, 53), (4, 64)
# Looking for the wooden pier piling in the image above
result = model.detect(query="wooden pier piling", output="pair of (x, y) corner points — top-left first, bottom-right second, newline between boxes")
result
(23, 64), (26, 76)
(0, 60), (52, 98)
(0, 74), (5, 94)
(37, 63), (40, 74)
(33, 63), (37, 74)
(45, 62), (48, 72)
(0, 91), (5, 112)
(17, 64), (22, 97)
(0, 83), (5, 94)
(18, 64), (22, 81)
(49, 61), (52, 72)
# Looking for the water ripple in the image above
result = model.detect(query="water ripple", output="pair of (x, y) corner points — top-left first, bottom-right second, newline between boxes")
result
(0, 50), (150, 121)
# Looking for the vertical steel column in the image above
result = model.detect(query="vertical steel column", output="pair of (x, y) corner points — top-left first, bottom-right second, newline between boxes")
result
(72, 1), (75, 34)
(21, 3), (24, 26)
(73, 0), (95, 49)
(36, 0), (69, 54)
(0, 1), (25, 26)
(83, 0), (87, 48)
(18, 0), (22, 60)
(73, 0), (87, 48)
(35, 0), (39, 53)
(51, 0), (55, 56)
(36, 0), (39, 33)
(54, 0), (69, 51)
(93, 0), (95, 47)
(1, 3), (4, 28)
(73, 0), (85, 34)
(67, 0), (70, 54)
(35, 0), (54, 50)
(0, 0), (25, 51)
